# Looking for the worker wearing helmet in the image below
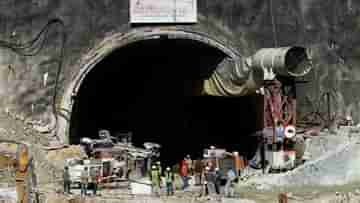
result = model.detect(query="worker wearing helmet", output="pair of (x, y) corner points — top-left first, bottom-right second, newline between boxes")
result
(201, 166), (211, 196)
(156, 161), (162, 177)
(164, 167), (174, 196)
(150, 165), (161, 197)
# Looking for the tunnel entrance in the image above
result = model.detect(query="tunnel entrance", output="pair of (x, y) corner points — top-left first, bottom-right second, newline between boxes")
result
(69, 37), (262, 166)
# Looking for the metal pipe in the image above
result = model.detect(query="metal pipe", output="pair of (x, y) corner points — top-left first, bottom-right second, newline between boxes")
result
(202, 46), (312, 97)
(249, 46), (312, 78)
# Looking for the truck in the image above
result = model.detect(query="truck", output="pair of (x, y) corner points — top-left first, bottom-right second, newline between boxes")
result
(66, 158), (102, 187)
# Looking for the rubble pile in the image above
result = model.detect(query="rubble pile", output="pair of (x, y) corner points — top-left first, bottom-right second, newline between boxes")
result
(303, 133), (352, 161)
(245, 127), (360, 189)
(280, 136), (360, 186)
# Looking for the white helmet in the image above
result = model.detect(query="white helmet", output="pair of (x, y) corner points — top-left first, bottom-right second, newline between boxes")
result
(80, 137), (92, 144)
(285, 125), (296, 139)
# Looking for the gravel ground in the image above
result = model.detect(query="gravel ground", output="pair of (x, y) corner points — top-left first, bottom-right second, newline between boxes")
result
(40, 186), (256, 203)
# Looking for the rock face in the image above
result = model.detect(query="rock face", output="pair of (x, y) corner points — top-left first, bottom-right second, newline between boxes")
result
(0, 0), (359, 141)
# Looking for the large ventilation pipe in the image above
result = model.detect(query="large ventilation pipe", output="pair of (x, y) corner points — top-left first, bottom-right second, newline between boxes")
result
(248, 46), (312, 78)
(202, 46), (312, 96)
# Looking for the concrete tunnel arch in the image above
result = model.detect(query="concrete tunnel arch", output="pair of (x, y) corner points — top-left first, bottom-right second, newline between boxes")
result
(58, 28), (262, 165)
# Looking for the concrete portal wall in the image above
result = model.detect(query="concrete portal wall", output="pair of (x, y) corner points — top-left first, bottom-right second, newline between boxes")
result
(0, 0), (359, 141)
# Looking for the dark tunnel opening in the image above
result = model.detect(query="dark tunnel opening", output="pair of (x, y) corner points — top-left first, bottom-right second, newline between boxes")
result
(70, 38), (263, 166)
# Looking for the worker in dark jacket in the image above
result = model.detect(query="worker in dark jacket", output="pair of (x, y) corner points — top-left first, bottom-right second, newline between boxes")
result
(63, 166), (71, 194)
(194, 158), (203, 186)
(200, 166), (213, 196)
(214, 167), (222, 195)
(92, 169), (101, 195)
(204, 166), (216, 195)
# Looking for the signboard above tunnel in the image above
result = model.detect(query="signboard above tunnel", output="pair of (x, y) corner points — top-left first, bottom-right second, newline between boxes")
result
(130, 0), (197, 23)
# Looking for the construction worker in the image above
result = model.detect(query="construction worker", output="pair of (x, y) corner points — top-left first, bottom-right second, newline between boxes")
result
(180, 159), (189, 190)
(80, 167), (89, 196)
(224, 169), (236, 198)
(194, 158), (203, 185)
(95, 169), (102, 196)
(156, 161), (162, 177)
(214, 167), (222, 195)
(200, 166), (209, 197)
(233, 151), (244, 177)
(150, 165), (161, 197)
(203, 165), (216, 195)
(185, 155), (193, 175)
(63, 166), (71, 194)
(91, 169), (99, 196)
(164, 167), (174, 196)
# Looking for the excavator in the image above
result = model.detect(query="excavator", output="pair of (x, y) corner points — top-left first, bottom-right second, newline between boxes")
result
(0, 140), (34, 203)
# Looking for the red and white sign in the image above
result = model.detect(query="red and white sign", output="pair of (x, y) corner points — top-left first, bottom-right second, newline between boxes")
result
(130, 0), (197, 23)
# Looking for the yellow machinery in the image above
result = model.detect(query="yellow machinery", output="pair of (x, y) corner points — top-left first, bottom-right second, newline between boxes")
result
(0, 140), (33, 203)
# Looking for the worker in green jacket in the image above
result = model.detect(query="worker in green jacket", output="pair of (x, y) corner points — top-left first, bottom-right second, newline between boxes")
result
(150, 165), (161, 197)
(165, 167), (174, 196)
